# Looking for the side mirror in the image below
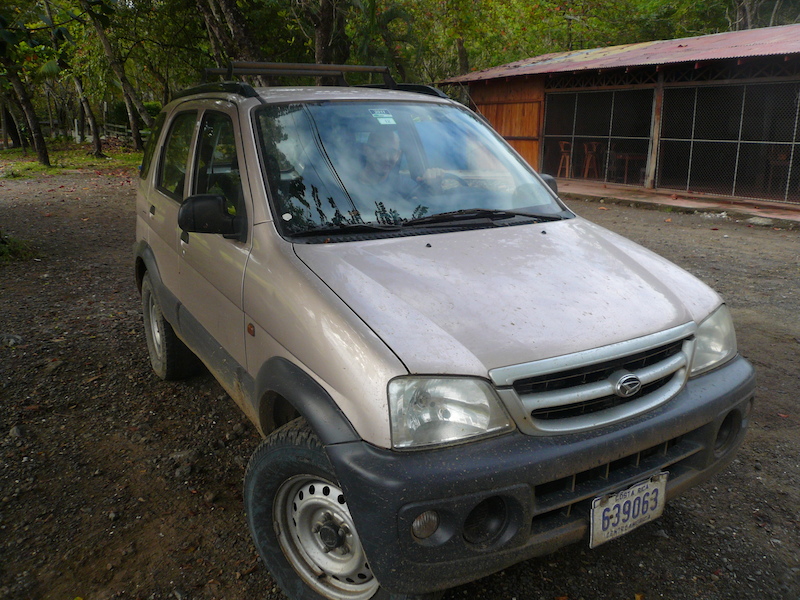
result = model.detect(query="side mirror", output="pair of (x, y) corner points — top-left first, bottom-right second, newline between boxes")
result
(178, 194), (244, 240)
(540, 174), (558, 195)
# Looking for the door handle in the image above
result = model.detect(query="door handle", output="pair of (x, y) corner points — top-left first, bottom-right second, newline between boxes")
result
(180, 231), (189, 244)
(149, 205), (156, 215)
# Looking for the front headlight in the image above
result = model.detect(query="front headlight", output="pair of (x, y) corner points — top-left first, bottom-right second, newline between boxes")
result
(388, 377), (514, 449)
(690, 304), (738, 377)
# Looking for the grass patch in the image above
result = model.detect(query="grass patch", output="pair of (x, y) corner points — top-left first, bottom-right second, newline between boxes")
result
(0, 139), (143, 179)
(0, 232), (38, 263)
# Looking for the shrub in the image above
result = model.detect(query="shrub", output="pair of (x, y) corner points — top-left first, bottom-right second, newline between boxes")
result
(0, 232), (37, 263)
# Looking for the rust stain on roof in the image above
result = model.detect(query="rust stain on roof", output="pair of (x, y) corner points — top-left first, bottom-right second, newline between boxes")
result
(444, 23), (800, 83)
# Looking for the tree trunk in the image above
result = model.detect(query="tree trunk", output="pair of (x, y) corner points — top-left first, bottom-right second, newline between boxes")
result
(4, 103), (25, 150)
(1, 99), (8, 149)
(314, 0), (335, 64)
(196, 0), (262, 66)
(456, 37), (469, 75)
(215, 0), (261, 60)
(2, 60), (50, 166)
(196, 0), (230, 65)
(74, 76), (105, 157)
(77, 102), (85, 142)
(123, 91), (144, 151)
(769, 0), (782, 26)
(46, 90), (56, 139)
(78, 0), (153, 129)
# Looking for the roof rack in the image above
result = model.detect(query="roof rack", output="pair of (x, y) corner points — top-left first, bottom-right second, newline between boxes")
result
(201, 62), (449, 98)
(204, 62), (397, 88)
(172, 81), (261, 100)
(359, 82), (449, 99)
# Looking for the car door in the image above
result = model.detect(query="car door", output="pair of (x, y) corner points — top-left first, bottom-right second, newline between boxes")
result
(178, 105), (251, 374)
(143, 109), (198, 305)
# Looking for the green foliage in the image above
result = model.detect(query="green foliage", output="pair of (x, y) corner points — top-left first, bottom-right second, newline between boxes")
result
(107, 100), (127, 124)
(0, 140), (142, 178)
(144, 101), (161, 118)
(1, 0), (798, 162)
(0, 231), (37, 263)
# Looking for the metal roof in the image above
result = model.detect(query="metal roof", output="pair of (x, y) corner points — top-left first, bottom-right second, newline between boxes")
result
(444, 23), (800, 83)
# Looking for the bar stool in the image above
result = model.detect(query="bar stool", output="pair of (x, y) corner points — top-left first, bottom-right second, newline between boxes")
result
(557, 141), (572, 178)
(583, 141), (600, 179)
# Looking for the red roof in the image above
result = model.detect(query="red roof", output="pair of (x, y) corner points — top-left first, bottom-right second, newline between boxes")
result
(444, 23), (800, 83)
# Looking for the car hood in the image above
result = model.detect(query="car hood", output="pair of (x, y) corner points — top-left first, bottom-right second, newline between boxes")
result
(293, 218), (720, 376)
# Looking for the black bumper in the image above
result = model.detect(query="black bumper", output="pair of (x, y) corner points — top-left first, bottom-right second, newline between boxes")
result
(325, 355), (755, 594)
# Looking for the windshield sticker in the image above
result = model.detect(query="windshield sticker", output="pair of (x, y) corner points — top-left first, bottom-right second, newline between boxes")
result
(282, 213), (293, 221)
(369, 109), (396, 125)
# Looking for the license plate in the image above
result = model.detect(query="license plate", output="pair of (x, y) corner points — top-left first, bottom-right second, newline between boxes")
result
(589, 472), (668, 548)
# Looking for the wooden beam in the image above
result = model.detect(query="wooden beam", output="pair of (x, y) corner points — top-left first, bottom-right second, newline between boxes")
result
(645, 71), (664, 189)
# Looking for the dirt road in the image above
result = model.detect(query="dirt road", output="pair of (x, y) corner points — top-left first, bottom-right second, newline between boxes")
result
(1, 171), (798, 600)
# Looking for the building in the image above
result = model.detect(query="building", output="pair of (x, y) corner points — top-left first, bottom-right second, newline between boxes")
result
(443, 24), (800, 205)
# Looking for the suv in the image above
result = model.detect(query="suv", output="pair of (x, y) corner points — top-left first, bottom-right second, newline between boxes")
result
(135, 63), (755, 600)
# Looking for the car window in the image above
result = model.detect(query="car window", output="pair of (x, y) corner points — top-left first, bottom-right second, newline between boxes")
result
(140, 112), (166, 180)
(256, 105), (355, 235)
(193, 111), (244, 219)
(157, 111), (197, 199)
(256, 101), (569, 237)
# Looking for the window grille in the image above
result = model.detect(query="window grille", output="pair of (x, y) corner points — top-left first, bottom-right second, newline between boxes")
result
(542, 90), (653, 186)
(541, 82), (800, 204)
(657, 82), (800, 204)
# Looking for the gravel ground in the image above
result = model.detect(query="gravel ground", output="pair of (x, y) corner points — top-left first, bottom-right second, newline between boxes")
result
(1, 170), (798, 600)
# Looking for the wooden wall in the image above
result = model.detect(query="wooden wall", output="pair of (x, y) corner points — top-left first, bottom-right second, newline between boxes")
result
(469, 77), (545, 169)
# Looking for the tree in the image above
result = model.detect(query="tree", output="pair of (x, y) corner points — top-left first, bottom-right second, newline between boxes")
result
(292, 0), (351, 66)
(0, 5), (51, 166)
(40, 0), (105, 156)
(726, 0), (798, 29)
(195, 0), (263, 65)
(76, 0), (153, 150)
(350, 0), (416, 81)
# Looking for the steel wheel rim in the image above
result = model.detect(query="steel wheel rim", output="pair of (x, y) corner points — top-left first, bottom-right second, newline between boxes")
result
(147, 295), (164, 360)
(275, 475), (378, 600)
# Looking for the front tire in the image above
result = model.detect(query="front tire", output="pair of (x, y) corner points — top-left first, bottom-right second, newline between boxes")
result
(243, 418), (441, 600)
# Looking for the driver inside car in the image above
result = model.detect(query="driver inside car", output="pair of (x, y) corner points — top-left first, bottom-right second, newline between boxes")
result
(352, 129), (444, 211)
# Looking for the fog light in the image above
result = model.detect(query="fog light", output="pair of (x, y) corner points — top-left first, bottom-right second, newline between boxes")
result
(411, 510), (440, 540)
(464, 496), (507, 546)
(714, 410), (741, 457)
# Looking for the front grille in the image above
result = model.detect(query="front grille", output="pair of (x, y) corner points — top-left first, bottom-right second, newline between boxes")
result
(530, 377), (672, 420)
(529, 432), (703, 534)
(515, 340), (684, 396)
(490, 323), (696, 435)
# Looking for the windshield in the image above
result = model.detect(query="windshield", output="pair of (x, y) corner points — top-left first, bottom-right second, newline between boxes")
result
(255, 101), (570, 238)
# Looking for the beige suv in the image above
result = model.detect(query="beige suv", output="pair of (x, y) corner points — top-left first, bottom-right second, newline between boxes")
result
(135, 63), (755, 600)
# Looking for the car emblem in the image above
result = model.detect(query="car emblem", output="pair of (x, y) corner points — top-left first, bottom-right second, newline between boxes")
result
(615, 373), (642, 398)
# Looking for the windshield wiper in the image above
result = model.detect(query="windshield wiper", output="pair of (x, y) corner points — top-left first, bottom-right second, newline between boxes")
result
(403, 208), (564, 227)
(290, 222), (402, 238)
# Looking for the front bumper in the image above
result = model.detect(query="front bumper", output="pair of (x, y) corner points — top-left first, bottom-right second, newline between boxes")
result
(326, 355), (755, 594)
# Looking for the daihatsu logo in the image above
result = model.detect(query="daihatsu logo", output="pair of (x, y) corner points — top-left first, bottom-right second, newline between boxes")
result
(615, 373), (642, 398)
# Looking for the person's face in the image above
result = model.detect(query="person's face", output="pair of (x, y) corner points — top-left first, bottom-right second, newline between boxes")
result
(365, 133), (401, 179)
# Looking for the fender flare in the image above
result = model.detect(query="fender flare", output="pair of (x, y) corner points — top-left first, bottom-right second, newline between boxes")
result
(255, 357), (360, 446)
(133, 241), (181, 328)
(133, 240), (160, 291)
